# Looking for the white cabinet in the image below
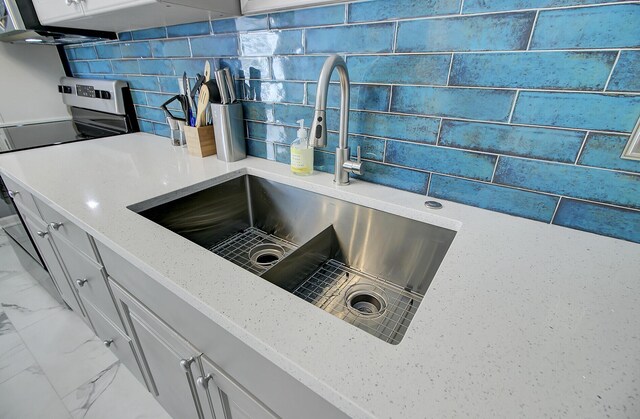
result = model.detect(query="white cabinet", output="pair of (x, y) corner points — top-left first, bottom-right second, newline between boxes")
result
(241, 0), (345, 14)
(33, 0), (240, 32)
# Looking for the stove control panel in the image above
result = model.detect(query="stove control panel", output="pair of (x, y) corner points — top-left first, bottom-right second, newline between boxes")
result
(59, 77), (127, 115)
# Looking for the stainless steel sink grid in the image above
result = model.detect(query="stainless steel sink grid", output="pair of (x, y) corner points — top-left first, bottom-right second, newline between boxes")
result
(293, 260), (421, 345)
(132, 175), (456, 344)
(209, 227), (298, 276)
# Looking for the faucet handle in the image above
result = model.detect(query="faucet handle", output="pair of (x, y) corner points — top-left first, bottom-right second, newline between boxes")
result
(342, 146), (364, 176)
(355, 146), (361, 163)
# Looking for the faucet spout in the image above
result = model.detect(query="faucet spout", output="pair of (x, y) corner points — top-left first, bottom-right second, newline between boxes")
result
(309, 55), (362, 185)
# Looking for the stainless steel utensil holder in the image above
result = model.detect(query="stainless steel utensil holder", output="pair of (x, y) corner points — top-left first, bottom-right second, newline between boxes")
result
(211, 103), (246, 162)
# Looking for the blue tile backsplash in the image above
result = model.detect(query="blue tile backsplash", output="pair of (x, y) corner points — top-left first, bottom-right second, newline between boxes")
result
(64, 0), (640, 244)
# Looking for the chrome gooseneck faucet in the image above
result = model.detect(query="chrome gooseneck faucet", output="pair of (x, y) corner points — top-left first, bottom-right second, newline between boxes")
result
(309, 55), (363, 185)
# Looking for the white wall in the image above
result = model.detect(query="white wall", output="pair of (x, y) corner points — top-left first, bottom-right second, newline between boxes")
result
(0, 43), (70, 126)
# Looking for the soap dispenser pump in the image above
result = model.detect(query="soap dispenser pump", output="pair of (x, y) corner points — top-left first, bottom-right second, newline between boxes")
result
(290, 119), (314, 176)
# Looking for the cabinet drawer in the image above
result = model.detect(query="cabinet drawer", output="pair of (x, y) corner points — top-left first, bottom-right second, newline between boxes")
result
(2, 175), (42, 217)
(82, 298), (149, 390)
(33, 197), (97, 262)
(54, 235), (124, 330)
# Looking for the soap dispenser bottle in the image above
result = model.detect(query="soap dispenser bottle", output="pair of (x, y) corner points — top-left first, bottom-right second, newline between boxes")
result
(290, 119), (314, 176)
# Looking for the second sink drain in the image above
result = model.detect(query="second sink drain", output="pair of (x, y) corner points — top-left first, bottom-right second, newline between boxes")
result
(249, 243), (285, 268)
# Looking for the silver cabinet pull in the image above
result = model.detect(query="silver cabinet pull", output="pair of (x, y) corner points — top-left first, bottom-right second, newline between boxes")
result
(65, 0), (72, 5)
(49, 222), (64, 230)
(180, 357), (195, 372)
(103, 339), (114, 348)
(76, 278), (88, 287)
(196, 374), (213, 389)
(7, 190), (18, 199)
(36, 231), (49, 238)
(180, 357), (205, 419)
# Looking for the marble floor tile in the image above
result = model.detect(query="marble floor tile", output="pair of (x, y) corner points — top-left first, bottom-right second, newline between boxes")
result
(0, 313), (37, 384)
(19, 308), (118, 397)
(63, 361), (171, 419)
(0, 274), (65, 330)
(0, 363), (71, 419)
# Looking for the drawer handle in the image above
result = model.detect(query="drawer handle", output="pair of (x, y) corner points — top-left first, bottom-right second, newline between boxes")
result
(103, 339), (114, 348)
(7, 190), (19, 199)
(76, 278), (88, 287)
(36, 231), (49, 238)
(196, 374), (213, 389)
(49, 222), (64, 231)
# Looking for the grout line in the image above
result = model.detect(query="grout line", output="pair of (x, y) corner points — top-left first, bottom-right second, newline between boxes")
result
(425, 172), (433, 196)
(392, 21), (399, 53)
(446, 53), (455, 86)
(507, 90), (520, 123)
(550, 197), (562, 224)
(459, 0), (465, 14)
(603, 50), (622, 91)
(382, 140), (388, 162)
(387, 85), (394, 112)
(525, 11), (540, 50)
(490, 155), (500, 182)
(574, 131), (590, 164)
(435, 118), (444, 145)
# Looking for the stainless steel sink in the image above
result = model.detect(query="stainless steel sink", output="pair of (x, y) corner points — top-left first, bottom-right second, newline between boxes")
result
(132, 175), (456, 344)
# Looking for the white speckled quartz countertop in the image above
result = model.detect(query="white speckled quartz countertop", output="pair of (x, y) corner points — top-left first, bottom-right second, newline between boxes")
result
(1, 133), (638, 419)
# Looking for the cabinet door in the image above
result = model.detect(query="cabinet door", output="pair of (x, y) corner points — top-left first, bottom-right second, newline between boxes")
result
(196, 354), (278, 419)
(241, 0), (344, 14)
(79, 0), (145, 16)
(112, 283), (206, 419)
(22, 210), (86, 319)
(32, 0), (84, 25)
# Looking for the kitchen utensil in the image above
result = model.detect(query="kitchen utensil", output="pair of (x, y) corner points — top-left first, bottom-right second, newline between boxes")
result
(215, 69), (230, 105)
(204, 80), (221, 104)
(190, 73), (204, 104)
(184, 125), (216, 157)
(182, 72), (196, 126)
(204, 61), (211, 82)
(222, 68), (236, 103)
(195, 85), (210, 127)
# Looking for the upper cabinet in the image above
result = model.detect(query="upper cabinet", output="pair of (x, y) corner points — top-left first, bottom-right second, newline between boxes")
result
(33, 0), (241, 32)
(241, 0), (347, 14)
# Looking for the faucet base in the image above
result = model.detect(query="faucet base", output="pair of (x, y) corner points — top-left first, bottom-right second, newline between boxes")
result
(334, 147), (351, 185)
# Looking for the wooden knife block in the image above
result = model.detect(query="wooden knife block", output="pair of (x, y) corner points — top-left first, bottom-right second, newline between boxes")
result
(184, 125), (216, 157)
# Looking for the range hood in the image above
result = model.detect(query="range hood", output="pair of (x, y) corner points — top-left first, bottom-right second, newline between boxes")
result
(0, 0), (115, 45)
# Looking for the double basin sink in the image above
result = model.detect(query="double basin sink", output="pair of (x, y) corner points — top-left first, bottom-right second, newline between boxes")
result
(132, 175), (456, 344)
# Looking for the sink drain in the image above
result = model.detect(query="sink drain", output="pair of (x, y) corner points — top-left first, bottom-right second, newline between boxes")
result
(345, 284), (387, 317)
(248, 244), (285, 269)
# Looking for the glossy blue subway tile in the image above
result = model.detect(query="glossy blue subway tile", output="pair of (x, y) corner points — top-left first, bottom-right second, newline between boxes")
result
(219, 57), (270, 79)
(70, 46), (97, 60)
(246, 122), (296, 142)
(150, 39), (190, 58)
(95, 44), (122, 59)
(190, 34), (238, 57)
(117, 31), (132, 41)
(247, 139), (268, 159)
(439, 120), (585, 162)
(138, 120), (154, 133)
(346, 55), (450, 85)
(135, 106), (166, 123)
(578, 133), (640, 174)
(272, 56), (337, 81)
(352, 162), (430, 194)
(87, 60), (112, 74)
(146, 92), (181, 111)
(608, 51), (640, 92)
(153, 123), (170, 138)
(396, 12), (535, 52)
(391, 86), (516, 122)
(131, 27), (166, 40)
(239, 30), (303, 56)
(386, 141), (497, 180)
(158, 77), (180, 93)
(429, 175), (559, 222)
(275, 144), (290, 164)
(244, 81), (304, 104)
(120, 42), (152, 58)
(169, 59), (206, 75)
(167, 21), (210, 38)
(306, 23), (395, 54)
(307, 83), (390, 112)
(111, 60), (140, 74)
(212, 15), (268, 33)
(314, 151), (336, 174)
(349, 0), (460, 22)
(450, 51), (617, 90)
(494, 157), (640, 209)
(130, 90), (147, 106)
(138, 59), (175, 76)
(70, 61), (90, 74)
(64, 47), (77, 60)
(512, 92), (640, 132)
(315, 132), (385, 161)
(122, 76), (160, 91)
(243, 102), (275, 122)
(273, 104), (314, 127)
(530, 4), (640, 50)
(463, 0), (627, 13)
(349, 112), (440, 143)
(553, 199), (640, 244)
(270, 5), (345, 29)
